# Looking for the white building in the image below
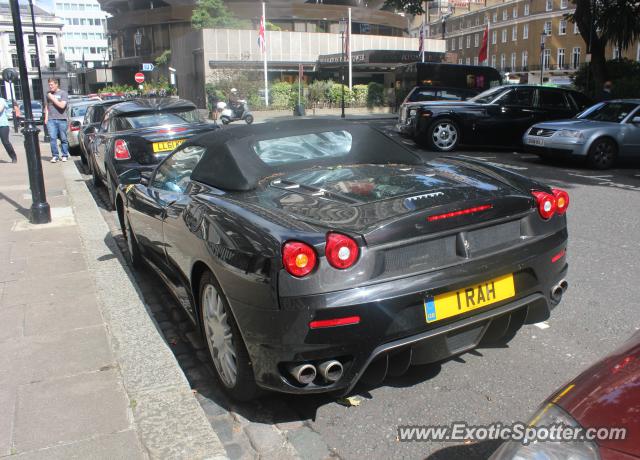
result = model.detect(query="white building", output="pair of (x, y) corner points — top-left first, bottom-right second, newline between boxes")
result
(0, 2), (65, 101)
(54, 0), (109, 69)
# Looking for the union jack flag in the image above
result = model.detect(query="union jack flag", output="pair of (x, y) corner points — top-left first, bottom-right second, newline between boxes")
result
(257, 15), (266, 52)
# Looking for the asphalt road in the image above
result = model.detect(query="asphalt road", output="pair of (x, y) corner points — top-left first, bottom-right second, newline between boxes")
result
(82, 122), (640, 459)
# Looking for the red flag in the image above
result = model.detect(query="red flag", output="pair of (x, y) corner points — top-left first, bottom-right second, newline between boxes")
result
(478, 25), (488, 63)
(257, 15), (266, 52)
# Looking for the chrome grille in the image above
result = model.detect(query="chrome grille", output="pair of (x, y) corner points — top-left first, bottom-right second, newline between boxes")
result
(529, 128), (556, 137)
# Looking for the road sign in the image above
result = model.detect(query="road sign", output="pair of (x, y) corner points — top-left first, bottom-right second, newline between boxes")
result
(134, 72), (145, 84)
(142, 63), (155, 72)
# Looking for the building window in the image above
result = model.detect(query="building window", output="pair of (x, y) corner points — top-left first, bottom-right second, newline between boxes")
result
(451, 39), (456, 51)
(492, 12), (498, 23)
(466, 35), (471, 48)
(557, 48), (565, 68)
(48, 54), (56, 68)
(502, 9), (508, 20)
(522, 50), (528, 68)
(560, 0), (568, 8)
(458, 58), (463, 65)
(30, 54), (38, 68)
(72, 18), (79, 25)
(512, 26), (517, 41)
(9, 33), (15, 45)
(523, 23), (529, 39)
(491, 54), (496, 67)
(544, 21), (552, 35)
(459, 36), (463, 48)
(475, 16), (479, 26)
(513, 6), (518, 18)
(543, 49), (551, 69)
(474, 56), (479, 65)
(27, 34), (35, 45)
(492, 30), (497, 45)
(501, 29), (507, 43)
(500, 53), (506, 69)
(511, 52), (517, 70)
(572, 47), (581, 68)
(524, 3), (530, 16)
(46, 35), (54, 46)
(474, 33), (479, 47)
(546, 0), (553, 11)
(466, 57), (471, 65)
(11, 54), (19, 67)
(559, 20), (567, 35)
(613, 46), (621, 59)
(574, 22), (579, 34)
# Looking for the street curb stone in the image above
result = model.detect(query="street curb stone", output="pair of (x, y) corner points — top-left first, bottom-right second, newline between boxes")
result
(61, 163), (228, 459)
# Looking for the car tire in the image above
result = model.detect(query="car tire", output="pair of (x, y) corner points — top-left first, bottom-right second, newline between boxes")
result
(106, 172), (116, 211)
(427, 118), (460, 152)
(244, 114), (254, 125)
(90, 157), (102, 187)
(123, 212), (143, 269)
(587, 138), (617, 170)
(199, 271), (259, 401)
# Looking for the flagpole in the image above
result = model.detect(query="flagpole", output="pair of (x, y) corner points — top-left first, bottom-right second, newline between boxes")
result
(487, 17), (491, 67)
(262, 2), (269, 107)
(348, 7), (352, 91)
(421, 14), (425, 63)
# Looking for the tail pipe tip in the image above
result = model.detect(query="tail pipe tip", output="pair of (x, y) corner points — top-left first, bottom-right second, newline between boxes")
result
(318, 360), (344, 383)
(287, 363), (317, 385)
(551, 279), (568, 303)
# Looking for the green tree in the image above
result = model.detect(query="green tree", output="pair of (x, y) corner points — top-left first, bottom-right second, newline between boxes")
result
(191, 0), (246, 29)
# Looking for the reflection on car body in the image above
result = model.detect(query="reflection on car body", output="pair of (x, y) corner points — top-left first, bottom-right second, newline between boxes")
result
(116, 119), (570, 401)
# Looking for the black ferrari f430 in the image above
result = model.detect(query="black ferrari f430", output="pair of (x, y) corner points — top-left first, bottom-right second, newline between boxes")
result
(116, 119), (569, 400)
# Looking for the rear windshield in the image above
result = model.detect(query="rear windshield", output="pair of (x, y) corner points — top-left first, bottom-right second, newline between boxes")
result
(253, 130), (353, 166)
(71, 105), (90, 117)
(578, 102), (639, 123)
(125, 109), (203, 128)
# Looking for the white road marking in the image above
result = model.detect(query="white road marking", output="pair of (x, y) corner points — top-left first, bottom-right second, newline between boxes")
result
(488, 162), (529, 171)
(534, 321), (550, 330)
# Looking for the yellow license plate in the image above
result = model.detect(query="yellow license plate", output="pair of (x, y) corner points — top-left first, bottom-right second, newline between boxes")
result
(152, 139), (185, 153)
(424, 274), (515, 323)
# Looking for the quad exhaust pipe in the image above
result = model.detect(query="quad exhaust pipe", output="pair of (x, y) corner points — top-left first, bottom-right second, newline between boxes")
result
(318, 360), (344, 383)
(287, 363), (316, 385)
(551, 279), (569, 303)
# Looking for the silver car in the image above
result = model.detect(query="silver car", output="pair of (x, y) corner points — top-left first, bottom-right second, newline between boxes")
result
(523, 99), (640, 169)
(66, 99), (101, 154)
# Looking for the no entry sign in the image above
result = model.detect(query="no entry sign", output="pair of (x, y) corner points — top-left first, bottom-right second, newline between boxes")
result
(134, 72), (145, 84)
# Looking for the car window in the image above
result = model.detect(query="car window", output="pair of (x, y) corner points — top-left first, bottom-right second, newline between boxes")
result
(93, 106), (105, 123)
(538, 89), (570, 110)
(439, 89), (469, 101)
(253, 131), (353, 166)
(71, 105), (89, 117)
(151, 145), (207, 193)
(500, 88), (534, 107)
(568, 92), (592, 111)
(406, 88), (438, 102)
(113, 116), (132, 131)
(125, 109), (203, 129)
(83, 107), (92, 125)
(469, 87), (508, 104)
(100, 113), (110, 132)
(578, 102), (640, 123)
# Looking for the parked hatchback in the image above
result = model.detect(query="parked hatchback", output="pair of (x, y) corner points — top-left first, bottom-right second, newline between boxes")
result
(399, 85), (592, 152)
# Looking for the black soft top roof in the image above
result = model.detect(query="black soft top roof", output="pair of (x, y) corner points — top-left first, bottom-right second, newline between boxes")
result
(109, 98), (196, 116)
(187, 118), (424, 191)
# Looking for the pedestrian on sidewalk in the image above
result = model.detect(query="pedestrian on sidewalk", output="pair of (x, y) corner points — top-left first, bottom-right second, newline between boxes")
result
(0, 97), (18, 163)
(12, 99), (21, 133)
(44, 78), (69, 163)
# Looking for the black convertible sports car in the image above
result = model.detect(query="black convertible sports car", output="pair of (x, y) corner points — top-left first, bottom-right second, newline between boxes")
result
(397, 84), (592, 152)
(116, 119), (569, 400)
(90, 98), (218, 209)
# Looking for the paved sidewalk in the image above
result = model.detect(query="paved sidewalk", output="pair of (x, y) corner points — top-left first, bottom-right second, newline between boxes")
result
(0, 132), (226, 459)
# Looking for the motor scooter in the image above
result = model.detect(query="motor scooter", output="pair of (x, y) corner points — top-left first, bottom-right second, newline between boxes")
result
(217, 100), (254, 124)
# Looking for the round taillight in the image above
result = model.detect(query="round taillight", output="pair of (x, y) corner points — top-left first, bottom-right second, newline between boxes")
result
(282, 241), (317, 277)
(552, 188), (570, 215)
(532, 191), (557, 220)
(325, 232), (359, 269)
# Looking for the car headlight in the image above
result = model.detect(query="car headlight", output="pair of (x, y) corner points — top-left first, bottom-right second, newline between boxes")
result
(557, 129), (585, 140)
(490, 404), (599, 460)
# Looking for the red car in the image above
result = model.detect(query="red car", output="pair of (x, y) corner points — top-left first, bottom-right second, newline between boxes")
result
(493, 331), (639, 459)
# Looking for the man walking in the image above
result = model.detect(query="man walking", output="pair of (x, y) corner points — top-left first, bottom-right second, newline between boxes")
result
(44, 78), (69, 163)
(0, 96), (18, 163)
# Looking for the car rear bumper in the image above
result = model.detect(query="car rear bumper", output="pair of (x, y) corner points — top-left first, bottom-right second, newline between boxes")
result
(230, 229), (569, 394)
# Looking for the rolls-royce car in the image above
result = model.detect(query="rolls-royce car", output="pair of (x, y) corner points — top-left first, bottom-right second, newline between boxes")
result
(116, 119), (570, 401)
(397, 85), (592, 152)
(524, 99), (640, 169)
(90, 98), (218, 209)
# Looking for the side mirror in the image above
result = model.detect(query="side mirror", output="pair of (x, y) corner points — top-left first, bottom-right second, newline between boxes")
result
(631, 116), (640, 124)
(118, 169), (142, 185)
(83, 125), (97, 134)
(140, 170), (152, 186)
(71, 120), (82, 129)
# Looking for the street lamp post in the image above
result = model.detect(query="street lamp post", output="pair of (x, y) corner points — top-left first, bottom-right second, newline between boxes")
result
(27, 0), (50, 142)
(8, 0), (51, 224)
(134, 29), (142, 57)
(540, 31), (547, 85)
(101, 48), (108, 88)
(339, 18), (346, 119)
